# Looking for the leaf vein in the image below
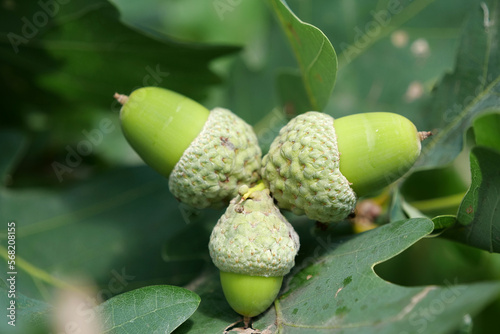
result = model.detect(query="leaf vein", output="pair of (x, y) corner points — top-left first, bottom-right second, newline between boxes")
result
(100, 300), (197, 333)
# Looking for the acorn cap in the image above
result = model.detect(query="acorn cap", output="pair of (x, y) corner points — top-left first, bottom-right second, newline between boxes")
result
(209, 188), (300, 277)
(261, 112), (357, 223)
(169, 108), (262, 209)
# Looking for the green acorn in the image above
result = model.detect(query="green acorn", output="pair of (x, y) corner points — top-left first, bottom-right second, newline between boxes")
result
(209, 184), (300, 318)
(115, 87), (262, 209)
(261, 111), (429, 223)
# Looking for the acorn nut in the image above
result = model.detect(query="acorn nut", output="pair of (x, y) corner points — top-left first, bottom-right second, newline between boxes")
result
(262, 111), (429, 223)
(115, 87), (262, 209)
(209, 184), (300, 318)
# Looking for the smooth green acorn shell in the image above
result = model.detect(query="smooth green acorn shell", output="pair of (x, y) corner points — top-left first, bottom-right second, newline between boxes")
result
(335, 112), (421, 196)
(119, 87), (209, 177)
(220, 271), (282, 317)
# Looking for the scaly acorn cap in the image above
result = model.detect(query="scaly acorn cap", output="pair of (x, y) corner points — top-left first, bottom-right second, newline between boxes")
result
(168, 108), (262, 209)
(209, 187), (300, 277)
(261, 112), (357, 223)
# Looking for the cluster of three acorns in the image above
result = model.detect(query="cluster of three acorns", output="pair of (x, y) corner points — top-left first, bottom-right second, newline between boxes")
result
(115, 87), (428, 319)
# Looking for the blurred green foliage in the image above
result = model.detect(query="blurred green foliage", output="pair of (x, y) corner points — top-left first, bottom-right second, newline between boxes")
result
(1, 0), (499, 333)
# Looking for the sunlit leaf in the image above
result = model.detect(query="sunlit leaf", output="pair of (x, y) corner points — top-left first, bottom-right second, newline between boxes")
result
(473, 112), (500, 152)
(270, 0), (337, 112)
(179, 219), (500, 333)
(97, 285), (200, 334)
(417, 0), (500, 168)
(445, 147), (500, 252)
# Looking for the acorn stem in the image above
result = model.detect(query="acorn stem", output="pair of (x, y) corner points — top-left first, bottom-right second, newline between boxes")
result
(243, 316), (251, 329)
(418, 131), (432, 141)
(114, 93), (129, 105)
(240, 181), (266, 201)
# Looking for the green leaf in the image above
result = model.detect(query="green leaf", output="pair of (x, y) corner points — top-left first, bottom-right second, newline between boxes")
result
(0, 279), (52, 334)
(276, 70), (314, 116)
(174, 272), (239, 334)
(0, 0), (238, 131)
(401, 165), (469, 217)
(283, 0), (470, 121)
(0, 166), (207, 300)
(0, 2), (62, 127)
(0, 0), (239, 180)
(116, 0), (268, 49)
(0, 130), (27, 186)
(97, 285), (200, 334)
(179, 219), (500, 333)
(39, 0), (238, 106)
(432, 215), (457, 230)
(270, 0), (338, 112)
(257, 219), (499, 333)
(444, 147), (500, 252)
(3, 1), (500, 332)
(473, 112), (500, 152)
(334, 0), (440, 69)
(225, 0), (470, 131)
(417, 0), (500, 168)
(389, 188), (408, 222)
